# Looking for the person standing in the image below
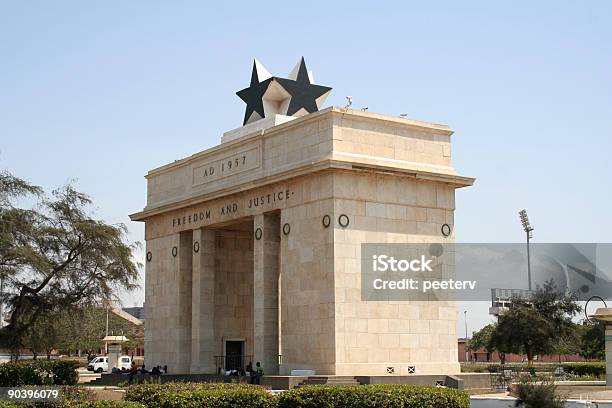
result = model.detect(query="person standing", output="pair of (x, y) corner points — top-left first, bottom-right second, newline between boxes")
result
(246, 361), (254, 384)
(254, 361), (264, 385)
(128, 361), (138, 384)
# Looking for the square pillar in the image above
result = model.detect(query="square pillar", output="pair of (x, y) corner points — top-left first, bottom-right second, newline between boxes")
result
(175, 231), (193, 373)
(606, 325), (612, 386)
(190, 228), (216, 374)
(253, 213), (280, 374)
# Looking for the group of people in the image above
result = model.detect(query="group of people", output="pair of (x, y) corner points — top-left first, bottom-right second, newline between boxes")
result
(123, 359), (264, 385)
(245, 361), (264, 384)
(223, 361), (264, 384)
(128, 362), (167, 383)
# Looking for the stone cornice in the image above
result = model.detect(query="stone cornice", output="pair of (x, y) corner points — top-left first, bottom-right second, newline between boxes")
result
(129, 159), (474, 221)
(143, 107), (454, 179)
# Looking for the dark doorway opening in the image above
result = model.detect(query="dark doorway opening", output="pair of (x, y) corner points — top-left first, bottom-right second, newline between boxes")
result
(225, 340), (244, 371)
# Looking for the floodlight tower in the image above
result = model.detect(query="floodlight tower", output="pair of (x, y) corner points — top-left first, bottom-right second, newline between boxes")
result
(518, 209), (534, 291)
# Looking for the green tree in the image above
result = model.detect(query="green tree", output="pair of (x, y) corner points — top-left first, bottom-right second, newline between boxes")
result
(20, 306), (144, 361)
(23, 310), (66, 359)
(550, 331), (580, 363)
(467, 324), (499, 362)
(67, 306), (144, 360)
(578, 321), (605, 361)
(0, 171), (42, 206)
(467, 324), (496, 353)
(489, 282), (580, 367)
(64, 307), (107, 359)
(0, 170), (141, 353)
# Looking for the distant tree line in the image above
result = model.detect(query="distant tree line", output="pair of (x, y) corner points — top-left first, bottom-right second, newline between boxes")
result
(24, 306), (144, 361)
(467, 283), (605, 364)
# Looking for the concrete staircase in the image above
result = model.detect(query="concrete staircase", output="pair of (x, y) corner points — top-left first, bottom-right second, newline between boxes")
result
(77, 369), (102, 384)
(298, 376), (361, 387)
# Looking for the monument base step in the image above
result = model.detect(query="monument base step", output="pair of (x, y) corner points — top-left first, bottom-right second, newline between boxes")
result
(298, 376), (361, 387)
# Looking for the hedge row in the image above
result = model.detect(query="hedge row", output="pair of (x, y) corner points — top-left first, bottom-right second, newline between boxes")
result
(484, 364), (557, 373)
(0, 383), (471, 408)
(124, 383), (246, 407)
(61, 403), (145, 408)
(468, 362), (606, 376)
(125, 383), (470, 408)
(0, 402), (144, 408)
(0, 386), (142, 408)
(561, 362), (606, 377)
(157, 387), (274, 408)
(0, 386), (91, 408)
(277, 385), (470, 408)
(0, 360), (79, 386)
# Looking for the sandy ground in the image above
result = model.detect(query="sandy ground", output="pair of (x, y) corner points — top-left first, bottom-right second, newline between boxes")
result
(84, 387), (125, 401)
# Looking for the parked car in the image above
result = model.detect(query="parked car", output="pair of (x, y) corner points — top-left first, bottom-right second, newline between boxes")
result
(117, 356), (132, 371)
(87, 355), (132, 373)
(87, 356), (107, 373)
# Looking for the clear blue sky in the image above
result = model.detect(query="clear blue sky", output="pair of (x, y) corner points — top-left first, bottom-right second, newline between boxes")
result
(1, 1), (610, 332)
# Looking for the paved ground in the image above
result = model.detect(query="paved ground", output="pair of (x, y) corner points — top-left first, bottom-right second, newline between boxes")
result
(471, 392), (508, 398)
(87, 387), (124, 401)
(472, 384), (612, 401)
(557, 385), (612, 400)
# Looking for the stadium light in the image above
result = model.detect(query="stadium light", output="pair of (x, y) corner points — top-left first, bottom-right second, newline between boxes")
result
(518, 209), (534, 290)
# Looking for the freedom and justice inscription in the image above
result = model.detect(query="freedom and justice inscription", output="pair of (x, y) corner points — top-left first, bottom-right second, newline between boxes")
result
(172, 188), (294, 229)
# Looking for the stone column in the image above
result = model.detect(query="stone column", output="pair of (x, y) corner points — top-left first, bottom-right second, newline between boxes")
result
(591, 309), (612, 386)
(175, 231), (193, 373)
(253, 213), (280, 374)
(607, 325), (612, 386)
(190, 228), (216, 374)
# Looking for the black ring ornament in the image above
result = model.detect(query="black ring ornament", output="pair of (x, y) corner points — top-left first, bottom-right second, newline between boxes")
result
(255, 227), (263, 240)
(146, 251), (152, 262)
(282, 223), (291, 235)
(585, 295), (607, 323)
(338, 214), (350, 228)
(322, 215), (331, 228)
(441, 224), (452, 237)
(171, 246), (178, 257)
(193, 241), (200, 253)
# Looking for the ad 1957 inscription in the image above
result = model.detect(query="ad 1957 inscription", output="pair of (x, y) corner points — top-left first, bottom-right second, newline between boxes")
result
(192, 145), (260, 186)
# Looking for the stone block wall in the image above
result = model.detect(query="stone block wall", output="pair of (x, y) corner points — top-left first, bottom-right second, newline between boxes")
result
(279, 183), (336, 375)
(331, 109), (455, 176)
(332, 171), (459, 375)
(213, 229), (254, 359)
(144, 232), (192, 373)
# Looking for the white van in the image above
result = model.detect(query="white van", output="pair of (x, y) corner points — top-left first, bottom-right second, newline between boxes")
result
(87, 355), (132, 373)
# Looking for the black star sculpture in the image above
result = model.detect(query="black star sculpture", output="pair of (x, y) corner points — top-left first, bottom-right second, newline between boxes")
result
(276, 57), (332, 116)
(236, 61), (273, 125)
